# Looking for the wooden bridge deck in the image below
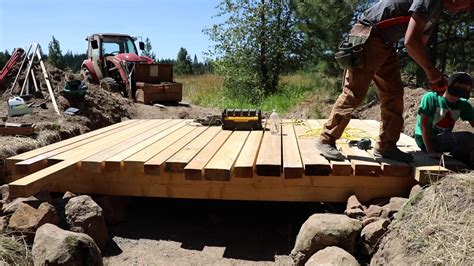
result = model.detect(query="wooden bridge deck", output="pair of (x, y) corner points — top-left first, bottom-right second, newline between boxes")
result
(6, 119), (463, 202)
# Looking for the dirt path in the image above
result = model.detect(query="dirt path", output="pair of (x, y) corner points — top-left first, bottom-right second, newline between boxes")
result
(102, 198), (343, 265)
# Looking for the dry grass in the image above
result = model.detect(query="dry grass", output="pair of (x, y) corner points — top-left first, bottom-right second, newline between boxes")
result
(0, 234), (31, 265)
(176, 74), (224, 107)
(392, 172), (474, 265)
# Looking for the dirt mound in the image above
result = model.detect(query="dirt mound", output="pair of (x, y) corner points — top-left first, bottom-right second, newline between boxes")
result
(372, 173), (474, 265)
(286, 94), (335, 119)
(0, 62), (135, 180)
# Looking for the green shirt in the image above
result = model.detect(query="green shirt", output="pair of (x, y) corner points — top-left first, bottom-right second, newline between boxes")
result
(415, 92), (474, 149)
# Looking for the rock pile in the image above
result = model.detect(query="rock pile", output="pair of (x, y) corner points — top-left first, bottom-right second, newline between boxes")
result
(0, 187), (129, 265)
(291, 186), (418, 265)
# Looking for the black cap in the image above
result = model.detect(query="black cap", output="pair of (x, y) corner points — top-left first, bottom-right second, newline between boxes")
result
(447, 72), (472, 99)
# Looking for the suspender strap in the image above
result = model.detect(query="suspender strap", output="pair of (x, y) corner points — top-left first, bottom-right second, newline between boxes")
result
(375, 15), (412, 29)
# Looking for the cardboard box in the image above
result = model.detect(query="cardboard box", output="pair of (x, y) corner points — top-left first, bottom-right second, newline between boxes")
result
(134, 63), (173, 83)
(135, 82), (182, 103)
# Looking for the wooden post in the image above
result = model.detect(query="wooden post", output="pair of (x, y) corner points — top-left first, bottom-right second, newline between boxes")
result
(10, 45), (32, 94)
(20, 44), (38, 96)
(35, 45), (61, 116)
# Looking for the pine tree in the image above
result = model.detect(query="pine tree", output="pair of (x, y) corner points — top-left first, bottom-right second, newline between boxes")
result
(141, 37), (156, 61)
(175, 47), (193, 75)
(47, 36), (65, 69)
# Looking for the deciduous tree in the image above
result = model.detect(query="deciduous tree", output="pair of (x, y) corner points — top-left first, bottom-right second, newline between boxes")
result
(205, 0), (302, 102)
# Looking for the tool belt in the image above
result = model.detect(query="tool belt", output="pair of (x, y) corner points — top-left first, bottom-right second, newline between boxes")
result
(334, 23), (371, 70)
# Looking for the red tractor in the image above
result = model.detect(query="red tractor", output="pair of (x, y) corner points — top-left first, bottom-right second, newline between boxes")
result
(81, 33), (182, 102)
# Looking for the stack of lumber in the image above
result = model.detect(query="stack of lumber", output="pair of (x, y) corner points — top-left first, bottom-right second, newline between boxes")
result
(6, 119), (461, 202)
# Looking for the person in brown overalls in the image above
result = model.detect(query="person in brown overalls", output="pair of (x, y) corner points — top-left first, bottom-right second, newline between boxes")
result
(316, 0), (473, 162)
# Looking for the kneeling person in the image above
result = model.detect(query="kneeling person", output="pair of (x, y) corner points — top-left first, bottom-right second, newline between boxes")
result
(415, 72), (474, 167)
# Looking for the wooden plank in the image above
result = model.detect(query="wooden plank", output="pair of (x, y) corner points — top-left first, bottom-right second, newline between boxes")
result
(121, 122), (197, 174)
(363, 119), (418, 148)
(281, 120), (303, 179)
(7, 120), (161, 196)
(339, 143), (381, 176)
(166, 127), (222, 173)
(350, 120), (410, 177)
(204, 131), (250, 181)
(107, 120), (189, 173)
(255, 124), (281, 176)
(80, 119), (175, 172)
(399, 146), (449, 184)
(184, 130), (232, 180)
(48, 120), (158, 162)
(143, 126), (208, 175)
(293, 121), (331, 176)
(362, 120), (463, 177)
(12, 120), (143, 178)
(310, 120), (353, 176)
(36, 47), (60, 115)
(7, 120), (137, 174)
(233, 131), (264, 178)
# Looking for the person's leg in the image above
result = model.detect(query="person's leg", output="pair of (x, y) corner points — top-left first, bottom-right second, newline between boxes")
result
(371, 47), (413, 162)
(450, 131), (474, 166)
(318, 31), (390, 160)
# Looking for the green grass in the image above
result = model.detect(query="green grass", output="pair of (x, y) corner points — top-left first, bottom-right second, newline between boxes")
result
(176, 72), (339, 116)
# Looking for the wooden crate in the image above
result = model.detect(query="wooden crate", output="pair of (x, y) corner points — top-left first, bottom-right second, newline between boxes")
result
(135, 82), (182, 103)
(0, 123), (35, 136)
(134, 63), (173, 83)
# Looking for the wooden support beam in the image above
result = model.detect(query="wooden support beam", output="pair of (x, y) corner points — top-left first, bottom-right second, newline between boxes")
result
(204, 131), (250, 181)
(184, 130), (232, 180)
(281, 120), (303, 179)
(144, 126), (207, 176)
(166, 127), (222, 173)
(339, 143), (381, 176)
(11, 120), (139, 179)
(36, 46), (60, 115)
(113, 120), (191, 173)
(293, 121), (331, 176)
(310, 120), (352, 176)
(233, 131), (264, 178)
(255, 125), (282, 176)
(349, 119), (410, 177)
(8, 121), (160, 196)
(80, 119), (173, 172)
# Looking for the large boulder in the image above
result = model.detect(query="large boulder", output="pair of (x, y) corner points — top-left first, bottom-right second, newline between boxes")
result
(365, 205), (385, 218)
(346, 195), (364, 210)
(291, 213), (363, 265)
(32, 223), (102, 265)
(65, 195), (108, 250)
(3, 196), (42, 215)
(360, 219), (390, 256)
(306, 246), (359, 266)
(7, 202), (59, 233)
(94, 195), (128, 225)
(383, 197), (408, 218)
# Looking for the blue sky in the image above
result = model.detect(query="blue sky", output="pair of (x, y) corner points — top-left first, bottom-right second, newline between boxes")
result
(0, 0), (221, 61)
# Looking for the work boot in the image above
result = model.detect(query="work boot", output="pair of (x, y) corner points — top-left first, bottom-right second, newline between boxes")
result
(373, 147), (414, 163)
(315, 140), (345, 161)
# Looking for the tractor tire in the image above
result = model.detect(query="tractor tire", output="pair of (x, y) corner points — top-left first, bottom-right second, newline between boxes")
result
(80, 68), (94, 83)
(100, 77), (121, 93)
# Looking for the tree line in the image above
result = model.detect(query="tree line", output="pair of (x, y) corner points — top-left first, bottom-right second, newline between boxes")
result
(0, 37), (213, 75)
